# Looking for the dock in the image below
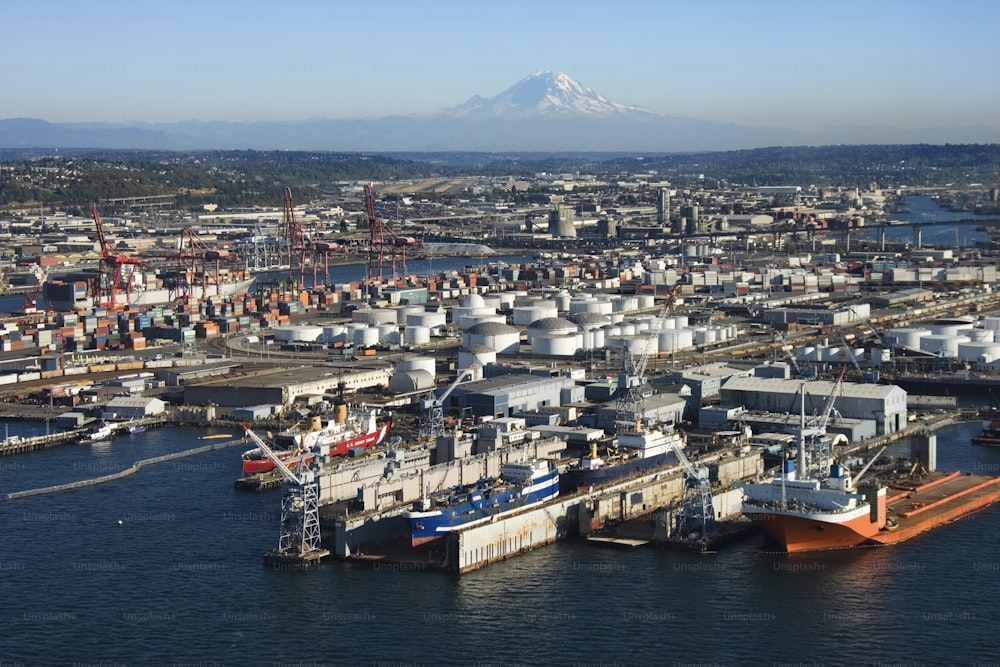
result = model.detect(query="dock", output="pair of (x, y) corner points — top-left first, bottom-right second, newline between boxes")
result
(871, 471), (1000, 546)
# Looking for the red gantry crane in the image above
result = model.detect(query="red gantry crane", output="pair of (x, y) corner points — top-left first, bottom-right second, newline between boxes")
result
(284, 187), (312, 287)
(92, 206), (143, 309)
(363, 183), (421, 283)
(178, 227), (234, 303)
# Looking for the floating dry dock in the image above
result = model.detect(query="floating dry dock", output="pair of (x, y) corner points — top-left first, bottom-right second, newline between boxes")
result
(870, 471), (1000, 546)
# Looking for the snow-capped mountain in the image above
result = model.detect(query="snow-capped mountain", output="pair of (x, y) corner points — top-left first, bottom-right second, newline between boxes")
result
(445, 70), (656, 118)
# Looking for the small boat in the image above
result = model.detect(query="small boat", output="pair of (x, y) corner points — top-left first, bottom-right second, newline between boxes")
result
(87, 422), (117, 443)
(128, 423), (147, 434)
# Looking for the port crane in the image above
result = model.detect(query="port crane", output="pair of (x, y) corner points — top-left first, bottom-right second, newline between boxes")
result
(614, 281), (682, 429)
(242, 425), (327, 563)
(364, 184), (422, 283)
(283, 187), (312, 287)
(92, 206), (144, 308)
(419, 364), (478, 440)
(177, 227), (235, 303)
(668, 437), (715, 540)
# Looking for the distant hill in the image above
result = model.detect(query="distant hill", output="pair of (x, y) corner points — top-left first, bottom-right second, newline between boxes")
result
(2, 72), (998, 151)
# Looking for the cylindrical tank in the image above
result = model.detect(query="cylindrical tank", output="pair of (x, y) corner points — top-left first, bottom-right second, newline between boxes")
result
(884, 327), (929, 348)
(407, 312), (447, 329)
(957, 342), (1000, 365)
(966, 328), (995, 343)
(352, 308), (397, 326)
(394, 305), (424, 325)
(406, 325), (431, 346)
(512, 303), (558, 326)
(463, 322), (520, 354)
(355, 326), (379, 347)
(397, 356), (436, 377)
(798, 346), (816, 362)
(322, 325), (347, 344)
(377, 322), (399, 344)
(273, 325), (324, 343)
(457, 314), (506, 330)
(919, 334), (970, 358)
(555, 291), (572, 312)
(982, 317), (1000, 335)
(659, 329), (694, 352)
(532, 334), (580, 357)
(637, 295), (655, 309)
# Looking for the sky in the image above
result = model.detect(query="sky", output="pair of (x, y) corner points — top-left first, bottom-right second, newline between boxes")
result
(2, 0), (998, 133)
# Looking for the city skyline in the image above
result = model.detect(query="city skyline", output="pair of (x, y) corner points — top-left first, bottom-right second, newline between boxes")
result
(1, 0), (998, 142)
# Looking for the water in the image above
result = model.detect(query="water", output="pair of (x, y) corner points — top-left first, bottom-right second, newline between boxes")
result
(2, 421), (999, 666)
(854, 195), (996, 246)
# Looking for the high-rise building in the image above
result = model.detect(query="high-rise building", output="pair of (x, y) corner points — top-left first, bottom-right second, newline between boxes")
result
(656, 187), (670, 226)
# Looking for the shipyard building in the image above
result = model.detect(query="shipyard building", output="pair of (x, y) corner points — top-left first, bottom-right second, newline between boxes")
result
(448, 374), (579, 419)
(719, 377), (907, 434)
(183, 366), (391, 408)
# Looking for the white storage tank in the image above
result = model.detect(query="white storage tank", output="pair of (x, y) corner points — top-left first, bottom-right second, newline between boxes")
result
(463, 322), (520, 354)
(637, 295), (655, 309)
(798, 346), (816, 362)
(957, 342), (1000, 367)
(982, 317), (1000, 335)
(322, 325), (347, 344)
(618, 323), (636, 337)
(456, 314), (507, 331)
(512, 303), (558, 326)
(352, 308), (397, 326)
(273, 325), (324, 343)
(526, 317), (578, 344)
(966, 328), (996, 343)
(672, 315), (689, 329)
(659, 328), (694, 352)
(355, 326), (380, 348)
(919, 334), (970, 358)
(532, 334), (581, 357)
(407, 311), (447, 330)
(394, 305), (424, 325)
(555, 291), (572, 312)
(497, 293), (517, 309)
(405, 325), (431, 346)
(569, 297), (613, 316)
(378, 323), (400, 344)
(694, 328), (717, 345)
(569, 312), (611, 331)
(611, 296), (638, 313)
(851, 348), (866, 363)
(482, 295), (504, 312)
(459, 345), (496, 374)
(884, 328), (929, 349)
(397, 356), (436, 378)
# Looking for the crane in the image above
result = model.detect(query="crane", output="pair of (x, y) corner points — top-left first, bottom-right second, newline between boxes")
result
(419, 364), (478, 440)
(283, 187), (312, 287)
(669, 436), (715, 540)
(614, 281), (682, 429)
(177, 227), (235, 303)
(242, 424), (327, 563)
(92, 206), (144, 309)
(363, 184), (422, 283)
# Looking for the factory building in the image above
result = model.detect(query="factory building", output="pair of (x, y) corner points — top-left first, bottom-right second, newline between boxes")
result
(102, 396), (166, 420)
(448, 374), (577, 420)
(720, 377), (907, 435)
(183, 366), (391, 408)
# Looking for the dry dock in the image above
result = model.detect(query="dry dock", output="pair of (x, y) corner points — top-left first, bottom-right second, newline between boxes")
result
(871, 471), (1000, 546)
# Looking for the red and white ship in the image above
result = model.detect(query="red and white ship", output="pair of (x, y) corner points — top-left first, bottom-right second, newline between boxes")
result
(738, 380), (888, 552)
(241, 405), (390, 475)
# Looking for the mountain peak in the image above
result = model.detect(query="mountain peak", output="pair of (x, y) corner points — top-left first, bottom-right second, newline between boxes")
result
(445, 71), (656, 119)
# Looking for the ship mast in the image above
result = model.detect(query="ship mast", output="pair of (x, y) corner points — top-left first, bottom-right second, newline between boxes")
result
(797, 381), (807, 478)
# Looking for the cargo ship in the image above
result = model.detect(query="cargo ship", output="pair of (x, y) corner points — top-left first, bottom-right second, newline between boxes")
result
(739, 423), (1000, 552)
(560, 423), (683, 492)
(240, 406), (390, 475)
(404, 459), (559, 547)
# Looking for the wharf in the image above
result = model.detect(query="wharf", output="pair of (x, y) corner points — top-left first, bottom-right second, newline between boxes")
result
(0, 416), (166, 457)
(871, 471), (1000, 546)
(234, 471), (283, 492)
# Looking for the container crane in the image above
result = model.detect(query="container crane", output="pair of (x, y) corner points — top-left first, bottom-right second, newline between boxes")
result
(419, 364), (478, 440)
(92, 206), (144, 309)
(177, 227), (235, 303)
(364, 184), (421, 283)
(242, 425), (328, 567)
(284, 187), (312, 287)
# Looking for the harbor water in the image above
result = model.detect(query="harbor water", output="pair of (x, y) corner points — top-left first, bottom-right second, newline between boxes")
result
(1, 420), (999, 665)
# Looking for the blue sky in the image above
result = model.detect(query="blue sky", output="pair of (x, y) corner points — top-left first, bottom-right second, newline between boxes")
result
(2, 0), (998, 132)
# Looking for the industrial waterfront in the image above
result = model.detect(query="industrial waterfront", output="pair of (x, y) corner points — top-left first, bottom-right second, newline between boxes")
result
(1, 420), (998, 665)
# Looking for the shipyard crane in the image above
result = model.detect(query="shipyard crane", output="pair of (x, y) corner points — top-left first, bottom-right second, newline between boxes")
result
(614, 281), (683, 429)
(92, 206), (144, 309)
(22, 264), (47, 314)
(242, 424), (327, 562)
(419, 364), (478, 440)
(667, 436), (715, 540)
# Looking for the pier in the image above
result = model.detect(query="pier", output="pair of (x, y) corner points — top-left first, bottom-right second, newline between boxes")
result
(4, 438), (246, 500)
